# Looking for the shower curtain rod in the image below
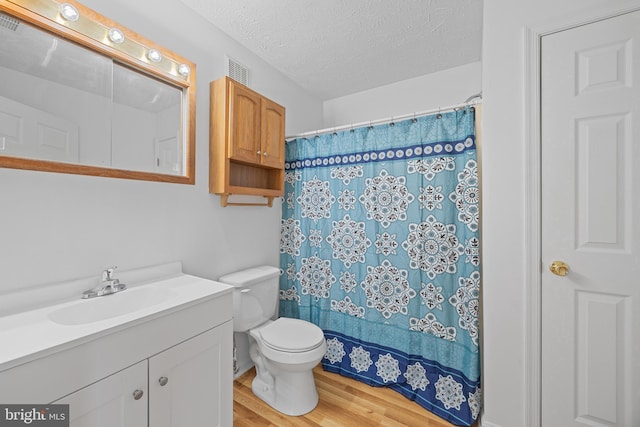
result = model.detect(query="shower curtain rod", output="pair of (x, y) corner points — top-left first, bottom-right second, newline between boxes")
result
(285, 92), (482, 140)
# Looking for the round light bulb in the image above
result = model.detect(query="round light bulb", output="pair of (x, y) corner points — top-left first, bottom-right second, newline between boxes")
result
(178, 64), (190, 77)
(108, 28), (125, 44)
(147, 49), (162, 63)
(60, 3), (79, 21)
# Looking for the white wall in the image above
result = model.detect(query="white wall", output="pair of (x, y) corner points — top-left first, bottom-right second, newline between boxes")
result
(322, 62), (481, 129)
(482, 1), (640, 426)
(0, 0), (322, 297)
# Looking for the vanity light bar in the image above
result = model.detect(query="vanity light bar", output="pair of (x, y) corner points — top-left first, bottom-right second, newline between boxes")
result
(4, 0), (193, 84)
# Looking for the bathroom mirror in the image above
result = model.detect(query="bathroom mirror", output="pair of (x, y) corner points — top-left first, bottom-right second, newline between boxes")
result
(0, 0), (196, 183)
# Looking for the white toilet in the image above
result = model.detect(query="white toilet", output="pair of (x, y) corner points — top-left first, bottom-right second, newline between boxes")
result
(219, 266), (327, 416)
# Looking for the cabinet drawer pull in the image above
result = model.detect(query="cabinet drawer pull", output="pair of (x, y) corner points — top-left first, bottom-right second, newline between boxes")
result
(158, 376), (169, 386)
(133, 389), (144, 400)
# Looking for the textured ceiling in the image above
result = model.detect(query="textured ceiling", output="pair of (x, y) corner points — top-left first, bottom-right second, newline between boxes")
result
(179, 0), (483, 100)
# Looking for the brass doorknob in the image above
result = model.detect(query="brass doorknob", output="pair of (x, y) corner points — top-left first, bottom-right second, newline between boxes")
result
(549, 261), (569, 276)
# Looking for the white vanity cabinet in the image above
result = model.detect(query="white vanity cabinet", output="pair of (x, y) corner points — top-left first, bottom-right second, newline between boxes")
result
(53, 323), (233, 427)
(0, 268), (233, 427)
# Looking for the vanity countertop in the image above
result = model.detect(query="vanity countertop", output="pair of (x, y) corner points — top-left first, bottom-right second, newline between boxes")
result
(0, 271), (232, 373)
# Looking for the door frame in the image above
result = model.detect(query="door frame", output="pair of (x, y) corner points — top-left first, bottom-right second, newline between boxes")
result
(524, 5), (640, 427)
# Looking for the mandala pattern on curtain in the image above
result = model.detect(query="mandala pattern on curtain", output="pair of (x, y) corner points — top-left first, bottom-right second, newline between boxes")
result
(279, 109), (480, 426)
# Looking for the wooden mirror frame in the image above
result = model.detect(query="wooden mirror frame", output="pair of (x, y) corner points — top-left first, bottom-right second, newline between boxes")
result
(0, 0), (196, 184)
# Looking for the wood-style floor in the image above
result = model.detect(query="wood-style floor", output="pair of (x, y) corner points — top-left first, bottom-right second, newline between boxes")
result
(233, 365), (477, 427)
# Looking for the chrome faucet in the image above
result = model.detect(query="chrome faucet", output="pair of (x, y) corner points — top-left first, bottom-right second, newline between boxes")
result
(82, 266), (127, 299)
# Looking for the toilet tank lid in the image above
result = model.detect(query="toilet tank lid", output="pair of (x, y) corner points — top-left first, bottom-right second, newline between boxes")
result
(218, 265), (280, 287)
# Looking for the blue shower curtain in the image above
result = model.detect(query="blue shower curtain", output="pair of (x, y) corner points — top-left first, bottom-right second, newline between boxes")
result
(279, 108), (480, 426)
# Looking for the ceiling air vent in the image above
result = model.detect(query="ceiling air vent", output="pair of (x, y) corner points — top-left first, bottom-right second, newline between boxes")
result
(0, 13), (20, 31)
(226, 56), (249, 86)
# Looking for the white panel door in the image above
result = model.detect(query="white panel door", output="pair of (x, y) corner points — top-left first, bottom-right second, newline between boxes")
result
(53, 361), (147, 427)
(541, 10), (640, 427)
(155, 134), (181, 175)
(0, 95), (79, 162)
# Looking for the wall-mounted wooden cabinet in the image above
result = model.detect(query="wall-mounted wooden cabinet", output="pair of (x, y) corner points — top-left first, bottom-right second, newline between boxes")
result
(210, 77), (285, 207)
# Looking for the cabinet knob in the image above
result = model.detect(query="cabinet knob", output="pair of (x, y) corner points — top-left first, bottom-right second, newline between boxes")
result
(133, 389), (144, 400)
(256, 150), (261, 155)
(158, 376), (169, 386)
(263, 151), (268, 156)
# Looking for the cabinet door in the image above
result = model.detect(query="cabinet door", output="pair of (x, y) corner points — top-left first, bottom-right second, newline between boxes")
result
(260, 98), (285, 169)
(149, 321), (233, 427)
(53, 361), (147, 427)
(228, 82), (261, 164)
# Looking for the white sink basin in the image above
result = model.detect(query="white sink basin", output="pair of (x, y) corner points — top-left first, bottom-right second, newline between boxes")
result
(48, 286), (177, 325)
(0, 263), (233, 372)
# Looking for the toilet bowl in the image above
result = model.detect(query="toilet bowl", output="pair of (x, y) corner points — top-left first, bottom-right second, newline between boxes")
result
(218, 266), (327, 416)
(248, 317), (327, 415)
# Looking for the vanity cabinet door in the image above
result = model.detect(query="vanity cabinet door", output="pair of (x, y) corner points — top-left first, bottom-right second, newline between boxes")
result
(149, 321), (233, 427)
(53, 361), (147, 427)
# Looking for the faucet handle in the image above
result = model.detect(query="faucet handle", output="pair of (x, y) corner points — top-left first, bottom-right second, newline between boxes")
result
(102, 266), (118, 281)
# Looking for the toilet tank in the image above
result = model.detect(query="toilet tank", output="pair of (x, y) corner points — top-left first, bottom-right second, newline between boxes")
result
(218, 266), (280, 332)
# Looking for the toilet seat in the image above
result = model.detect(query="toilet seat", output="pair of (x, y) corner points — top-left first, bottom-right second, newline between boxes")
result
(258, 318), (324, 353)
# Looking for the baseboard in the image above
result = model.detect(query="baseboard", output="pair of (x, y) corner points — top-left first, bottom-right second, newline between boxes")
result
(479, 411), (502, 427)
(233, 361), (254, 380)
